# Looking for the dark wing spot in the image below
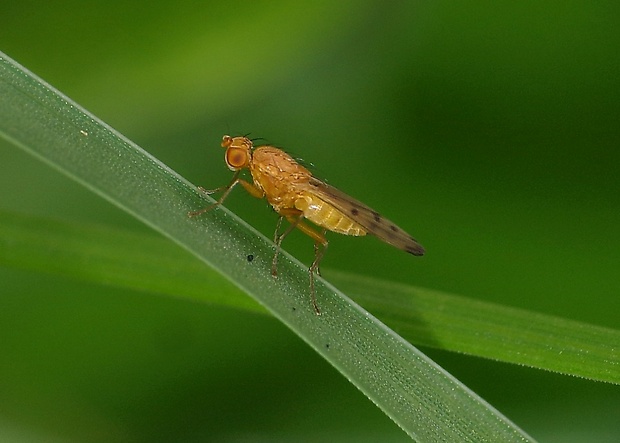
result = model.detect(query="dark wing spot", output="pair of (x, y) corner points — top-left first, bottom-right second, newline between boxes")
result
(405, 243), (425, 256)
(372, 211), (381, 222)
(351, 208), (359, 216)
(390, 225), (398, 232)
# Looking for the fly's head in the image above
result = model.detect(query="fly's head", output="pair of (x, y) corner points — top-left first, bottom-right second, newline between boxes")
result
(222, 135), (253, 171)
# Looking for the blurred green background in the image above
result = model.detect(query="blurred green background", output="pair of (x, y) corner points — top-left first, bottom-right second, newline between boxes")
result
(1, 1), (619, 441)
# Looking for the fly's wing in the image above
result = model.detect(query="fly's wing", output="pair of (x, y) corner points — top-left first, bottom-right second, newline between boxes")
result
(306, 177), (425, 256)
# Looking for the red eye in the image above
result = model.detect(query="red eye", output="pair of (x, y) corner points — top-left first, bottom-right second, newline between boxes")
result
(226, 148), (248, 169)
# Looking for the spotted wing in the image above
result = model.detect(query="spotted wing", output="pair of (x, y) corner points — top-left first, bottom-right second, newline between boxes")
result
(306, 177), (425, 256)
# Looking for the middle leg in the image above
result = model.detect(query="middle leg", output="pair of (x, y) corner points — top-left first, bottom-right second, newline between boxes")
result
(272, 208), (328, 314)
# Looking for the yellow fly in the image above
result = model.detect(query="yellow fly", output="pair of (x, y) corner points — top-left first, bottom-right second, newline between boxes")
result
(189, 135), (425, 314)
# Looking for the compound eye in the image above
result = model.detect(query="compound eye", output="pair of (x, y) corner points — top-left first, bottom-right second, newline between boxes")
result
(225, 147), (249, 170)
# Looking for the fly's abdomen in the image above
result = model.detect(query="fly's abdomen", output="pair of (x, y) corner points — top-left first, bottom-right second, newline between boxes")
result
(296, 194), (366, 236)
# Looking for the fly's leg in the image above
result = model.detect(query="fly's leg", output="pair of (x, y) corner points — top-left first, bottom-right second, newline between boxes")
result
(188, 171), (264, 217)
(271, 212), (303, 278)
(312, 229), (328, 277)
(308, 229), (328, 315)
(188, 171), (240, 217)
(273, 209), (328, 315)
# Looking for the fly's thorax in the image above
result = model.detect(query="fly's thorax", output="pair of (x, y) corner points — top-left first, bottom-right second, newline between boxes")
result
(295, 193), (367, 236)
(250, 146), (313, 211)
(251, 146), (311, 176)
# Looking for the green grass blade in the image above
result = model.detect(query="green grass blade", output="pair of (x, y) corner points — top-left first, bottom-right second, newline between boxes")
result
(328, 272), (620, 385)
(1, 210), (618, 385)
(0, 52), (535, 441)
(0, 210), (266, 314)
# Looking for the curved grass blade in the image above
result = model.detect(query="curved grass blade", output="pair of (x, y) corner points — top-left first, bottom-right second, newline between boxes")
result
(0, 52), (535, 441)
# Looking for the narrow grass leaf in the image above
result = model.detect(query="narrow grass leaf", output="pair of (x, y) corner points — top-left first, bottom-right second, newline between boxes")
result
(0, 51), (535, 441)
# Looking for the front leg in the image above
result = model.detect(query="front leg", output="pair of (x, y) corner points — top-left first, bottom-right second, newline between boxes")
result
(188, 172), (264, 217)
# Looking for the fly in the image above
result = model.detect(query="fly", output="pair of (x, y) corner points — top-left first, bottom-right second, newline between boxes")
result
(189, 135), (425, 314)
